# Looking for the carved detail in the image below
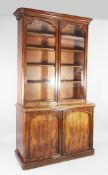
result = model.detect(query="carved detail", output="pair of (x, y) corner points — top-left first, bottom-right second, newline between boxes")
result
(64, 107), (93, 117)
(57, 111), (62, 119)
(60, 21), (86, 37)
(24, 16), (56, 30)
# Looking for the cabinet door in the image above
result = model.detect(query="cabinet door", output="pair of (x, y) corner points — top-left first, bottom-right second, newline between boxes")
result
(59, 21), (86, 103)
(27, 111), (60, 161)
(63, 109), (92, 154)
(25, 17), (58, 107)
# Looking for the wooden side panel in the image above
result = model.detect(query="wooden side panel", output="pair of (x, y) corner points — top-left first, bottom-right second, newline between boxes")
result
(17, 19), (23, 105)
(17, 18), (26, 106)
(28, 112), (59, 161)
(16, 109), (25, 157)
(63, 111), (90, 154)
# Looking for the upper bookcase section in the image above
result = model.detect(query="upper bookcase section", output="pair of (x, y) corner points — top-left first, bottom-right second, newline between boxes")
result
(14, 8), (92, 25)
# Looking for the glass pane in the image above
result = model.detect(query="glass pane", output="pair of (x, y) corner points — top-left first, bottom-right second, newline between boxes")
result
(60, 82), (84, 99)
(27, 50), (55, 64)
(26, 82), (54, 101)
(61, 23), (84, 37)
(27, 33), (55, 47)
(61, 52), (84, 65)
(61, 66), (83, 81)
(60, 22), (85, 100)
(27, 20), (55, 34)
(27, 65), (55, 81)
(61, 35), (84, 50)
(25, 19), (56, 102)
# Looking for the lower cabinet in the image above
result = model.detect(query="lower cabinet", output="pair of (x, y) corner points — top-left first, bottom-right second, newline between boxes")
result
(16, 105), (94, 169)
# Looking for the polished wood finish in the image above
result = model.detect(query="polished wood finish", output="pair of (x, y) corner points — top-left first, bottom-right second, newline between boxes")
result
(28, 111), (59, 161)
(15, 149), (94, 170)
(14, 8), (95, 170)
(63, 110), (90, 154)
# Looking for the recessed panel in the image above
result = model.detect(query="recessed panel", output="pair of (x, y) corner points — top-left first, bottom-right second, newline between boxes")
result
(63, 111), (90, 154)
(29, 114), (59, 161)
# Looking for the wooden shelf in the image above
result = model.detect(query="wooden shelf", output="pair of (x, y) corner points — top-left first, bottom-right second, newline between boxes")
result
(61, 64), (83, 67)
(27, 31), (84, 41)
(61, 48), (84, 53)
(26, 99), (54, 102)
(27, 80), (81, 83)
(61, 97), (83, 100)
(27, 31), (55, 37)
(27, 80), (51, 83)
(27, 45), (83, 53)
(27, 63), (55, 66)
(61, 80), (81, 83)
(27, 45), (55, 51)
(26, 99), (53, 102)
(61, 34), (84, 41)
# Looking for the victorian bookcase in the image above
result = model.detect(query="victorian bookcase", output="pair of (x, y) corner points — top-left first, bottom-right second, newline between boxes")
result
(14, 8), (95, 170)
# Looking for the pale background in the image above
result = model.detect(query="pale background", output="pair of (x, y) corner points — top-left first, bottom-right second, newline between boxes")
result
(0, 1), (108, 174)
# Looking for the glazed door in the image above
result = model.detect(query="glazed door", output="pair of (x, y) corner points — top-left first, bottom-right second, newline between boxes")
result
(59, 21), (86, 103)
(25, 17), (58, 107)
(63, 109), (92, 154)
(27, 111), (61, 161)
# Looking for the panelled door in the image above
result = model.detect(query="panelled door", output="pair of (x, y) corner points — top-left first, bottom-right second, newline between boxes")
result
(27, 111), (62, 161)
(63, 109), (92, 154)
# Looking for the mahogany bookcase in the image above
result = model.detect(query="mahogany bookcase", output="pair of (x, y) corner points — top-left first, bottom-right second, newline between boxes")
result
(14, 8), (95, 170)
